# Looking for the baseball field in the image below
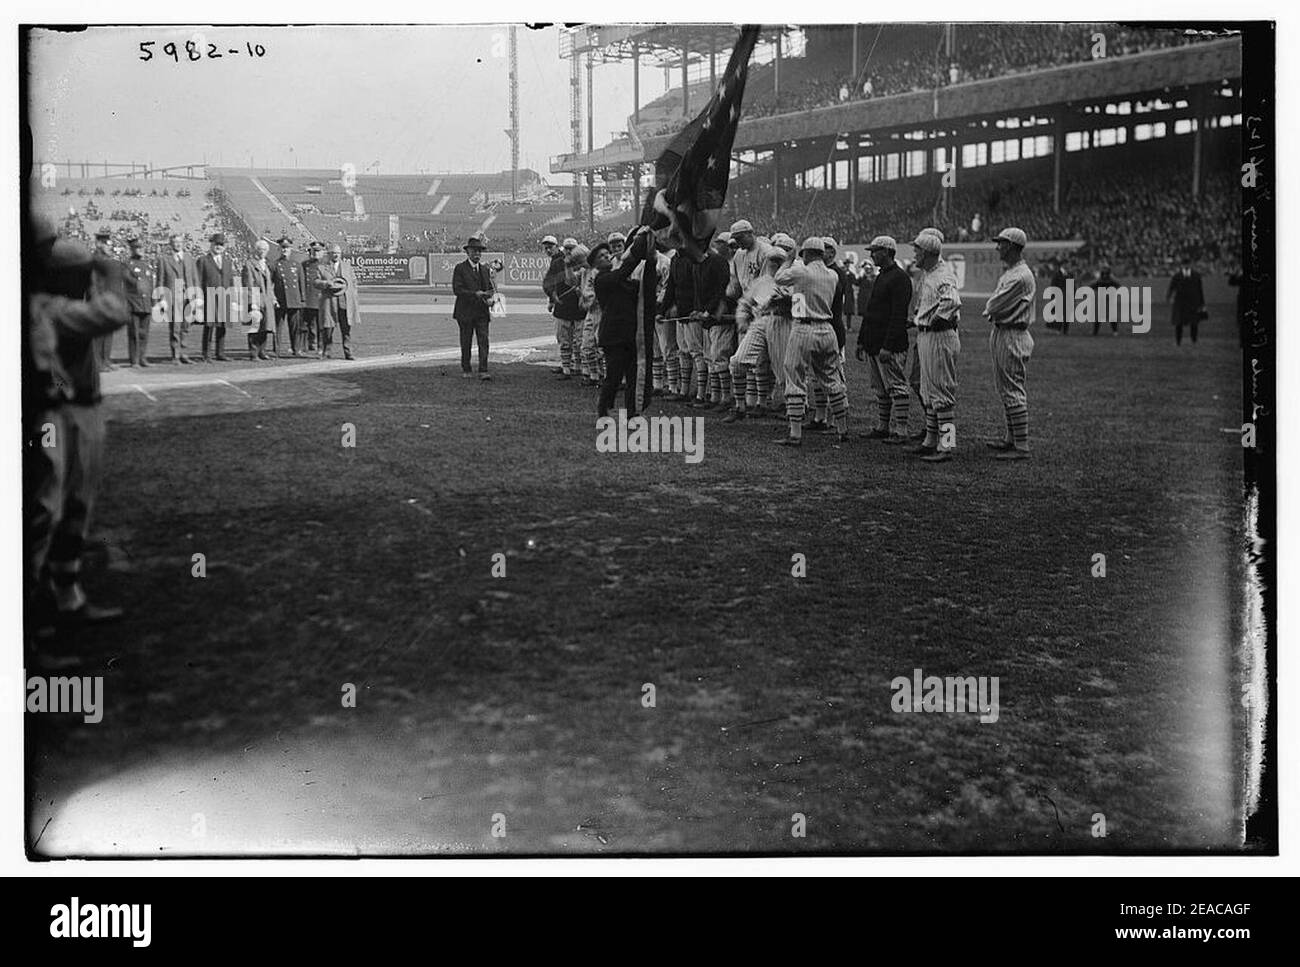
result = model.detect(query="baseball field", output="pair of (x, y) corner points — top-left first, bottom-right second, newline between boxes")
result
(28, 295), (1252, 855)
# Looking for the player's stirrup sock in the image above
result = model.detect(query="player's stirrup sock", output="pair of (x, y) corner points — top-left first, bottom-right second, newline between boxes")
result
(652, 354), (665, 390)
(924, 409), (939, 447)
(718, 370), (732, 402)
(695, 363), (708, 401)
(876, 395), (892, 432)
(936, 408), (956, 450)
(829, 389), (848, 435)
(1007, 404), (1029, 451)
(707, 371), (720, 402)
(755, 370), (773, 408)
(787, 397), (805, 440)
(665, 355), (680, 395)
(890, 395), (910, 436)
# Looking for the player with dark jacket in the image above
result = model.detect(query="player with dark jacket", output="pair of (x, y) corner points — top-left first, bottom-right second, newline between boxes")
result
(592, 228), (648, 417)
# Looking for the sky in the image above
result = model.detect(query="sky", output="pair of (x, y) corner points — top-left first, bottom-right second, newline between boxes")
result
(25, 24), (683, 184)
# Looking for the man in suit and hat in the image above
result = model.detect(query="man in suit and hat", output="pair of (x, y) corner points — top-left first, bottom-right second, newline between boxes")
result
(452, 235), (495, 380)
(88, 227), (125, 371)
(196, 232), (235, 361)
(272, 236), (306, 356)
(156, 233), (198, 364)
(310, 243), (359, 360)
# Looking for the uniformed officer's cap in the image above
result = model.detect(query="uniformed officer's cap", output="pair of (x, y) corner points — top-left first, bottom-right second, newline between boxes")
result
(995, 227), (1028, 248)
(94, 227), (112, 240)
(868, 235), (897, 251)
(277, 236), (294, 247)
(799, 236), (824, 254)
(210, 232), (227, 245)
(729, 219), (754, 235)
(771, 233), (796, 252)
(541, 235), (558, 246)
(308, 241), (325, 251)
(912, 233), (941, 255)
(127, 235), (142, 245)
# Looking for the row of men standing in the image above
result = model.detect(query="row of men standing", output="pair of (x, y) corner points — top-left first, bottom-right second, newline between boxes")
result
(88, 230), (359, 368)
(542, 220), (1038, 461)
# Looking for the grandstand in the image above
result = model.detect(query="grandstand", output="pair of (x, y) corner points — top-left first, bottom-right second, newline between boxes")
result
(552, 24), (1243, 280)
(206, 167), (571, 253)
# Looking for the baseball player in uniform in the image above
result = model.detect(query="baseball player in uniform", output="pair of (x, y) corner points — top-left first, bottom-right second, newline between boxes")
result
(775, 237), (849, 446)
(807, 237), (851, 432)
(909, 230), (962, 462)
(855, 236), (912, 443)
(577, 245), (606, 385)
(721, 219), (773, 411)
(984, 227), (1036, 460)
(726, 232), (795, 422)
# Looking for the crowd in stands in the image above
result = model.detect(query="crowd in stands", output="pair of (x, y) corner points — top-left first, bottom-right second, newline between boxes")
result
(633, 25), (1221, 137)
(722, 156), (1238, 280)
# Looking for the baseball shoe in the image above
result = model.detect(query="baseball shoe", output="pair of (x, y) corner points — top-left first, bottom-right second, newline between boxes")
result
(985, 439), (1015, 451)
(551, 367), (565, 375)
(461, 371), (475, 379)
(907, 443), (937, 455)
(806, 420), (832, 433)
(652, 387), (664, 397)
(722, 410), (746, 423)
(775, 436), (802, 447)
(555, 373), (572, 381)
(921, 449), (954, 463)
(908, 429), (926, 441)
(864, 428), (890, 440)
(479, 373), (493, 381)
(882, 434), (909, 445)
(994, 448), (1031, 461)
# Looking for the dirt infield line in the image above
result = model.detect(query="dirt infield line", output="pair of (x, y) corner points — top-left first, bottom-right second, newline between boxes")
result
(99, 335), (557, 396)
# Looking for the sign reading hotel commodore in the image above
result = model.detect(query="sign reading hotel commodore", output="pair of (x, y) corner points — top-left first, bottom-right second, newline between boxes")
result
(353, 253), (429, 285)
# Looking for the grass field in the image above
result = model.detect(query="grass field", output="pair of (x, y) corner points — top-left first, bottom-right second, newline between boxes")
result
(28, 306), (1252, 856)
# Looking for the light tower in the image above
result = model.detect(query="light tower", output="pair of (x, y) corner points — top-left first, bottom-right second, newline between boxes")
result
(506, 25), (519, 201)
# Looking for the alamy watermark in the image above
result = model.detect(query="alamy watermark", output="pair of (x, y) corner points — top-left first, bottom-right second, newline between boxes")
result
(890, 668), (1000, 724)
(595, 409), (704, 464)
(1041, 280), (1152, 333)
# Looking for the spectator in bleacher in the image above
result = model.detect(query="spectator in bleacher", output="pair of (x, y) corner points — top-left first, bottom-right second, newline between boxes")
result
(196, 232), (235, 361)
(272, 236), (306, 357)
(242, 239), (277, 361)
(89, 229), (123, 371)
(310, 243), (359, 361)
(123, 236), (158, 367)
(452, 235), (494, 380)
(156, 233), (198, 364)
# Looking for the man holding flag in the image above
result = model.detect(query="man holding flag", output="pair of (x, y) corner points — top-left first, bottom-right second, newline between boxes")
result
(634, 26), (761, 415)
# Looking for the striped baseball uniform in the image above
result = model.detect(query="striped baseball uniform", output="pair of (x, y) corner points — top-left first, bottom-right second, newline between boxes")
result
(913, 258), (962, 450)
(578, 268), (606, 382)
(729, 259), (784, 413)
(775, 258), (847, 439)
(984, 258), (1036, 452)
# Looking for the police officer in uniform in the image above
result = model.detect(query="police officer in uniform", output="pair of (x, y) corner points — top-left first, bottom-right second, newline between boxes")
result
(123, 236), (158, 367)
(300, 241), (324, 354)
(272, 237), (306, 356)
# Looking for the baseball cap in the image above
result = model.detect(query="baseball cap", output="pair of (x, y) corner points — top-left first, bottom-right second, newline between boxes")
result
(541, 234), (558, 246)
(729, 219), (754, 234)
(94, 227), (113, 240)
(918, 227), (945, 244)
(607, 232), (626, 244)
(715, 231), (732, 245)
(568, 244), (590, 264)
(912, 233), (941, 255)
(799, 236), (824, 253)
(562, 237), (578, 248)
(822, 236), (839, 252)
(868, 235), (897, 251)
(995, 227), (1028, 247)
(771, 232), (796, 252)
